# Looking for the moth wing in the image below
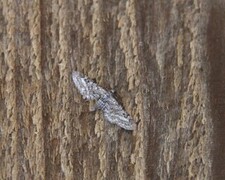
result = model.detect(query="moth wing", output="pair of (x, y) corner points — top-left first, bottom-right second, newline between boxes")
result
(102, 97), (135, 130)
(103, 110), (134, 130)
(72, 71), (108, 100)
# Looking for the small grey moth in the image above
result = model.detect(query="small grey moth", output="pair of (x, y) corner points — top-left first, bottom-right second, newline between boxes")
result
(72, 71), (136, 130)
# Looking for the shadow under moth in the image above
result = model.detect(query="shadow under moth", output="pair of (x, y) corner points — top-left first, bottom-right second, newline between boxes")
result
(72, 71), (136, 130)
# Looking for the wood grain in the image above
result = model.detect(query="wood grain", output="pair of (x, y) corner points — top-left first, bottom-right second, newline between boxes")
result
(1, 0), (224, 179)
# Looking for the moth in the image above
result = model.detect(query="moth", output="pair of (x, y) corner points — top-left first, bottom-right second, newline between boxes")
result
(72, 71), (136, 130)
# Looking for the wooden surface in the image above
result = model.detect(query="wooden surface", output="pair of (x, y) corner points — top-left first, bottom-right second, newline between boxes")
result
(0, 0), (224, 179)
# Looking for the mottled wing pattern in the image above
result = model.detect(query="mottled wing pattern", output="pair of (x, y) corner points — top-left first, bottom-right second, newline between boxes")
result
(101, 96), (135, 130)
(72, 71), (135, 130)
(72, 71), (108, 100)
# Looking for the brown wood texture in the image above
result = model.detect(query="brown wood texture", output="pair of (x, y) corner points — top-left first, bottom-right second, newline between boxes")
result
(0, 0), (224, 179)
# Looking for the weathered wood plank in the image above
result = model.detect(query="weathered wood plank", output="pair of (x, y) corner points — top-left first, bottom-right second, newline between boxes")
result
(1, 0), (224, 179)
